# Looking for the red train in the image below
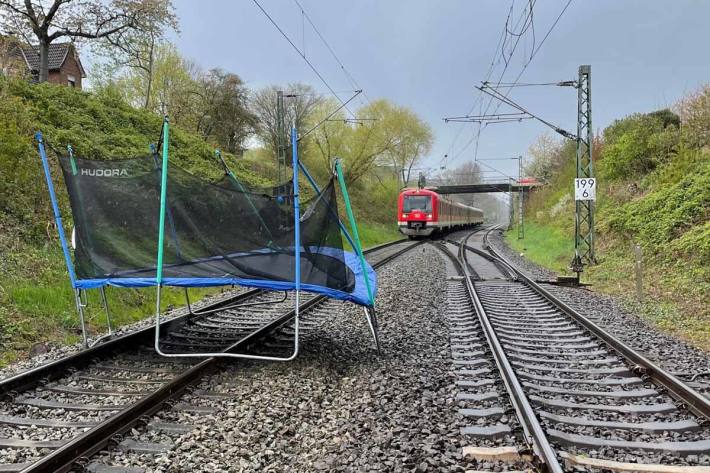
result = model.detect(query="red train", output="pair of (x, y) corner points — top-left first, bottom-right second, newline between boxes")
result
(397, 188), (484, 237)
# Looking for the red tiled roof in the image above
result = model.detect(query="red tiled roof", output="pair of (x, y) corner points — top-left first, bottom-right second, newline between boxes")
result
(17, 42), (85, 77)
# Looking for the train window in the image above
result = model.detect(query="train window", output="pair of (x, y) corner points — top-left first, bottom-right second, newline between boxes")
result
(403, 195), (431, 212)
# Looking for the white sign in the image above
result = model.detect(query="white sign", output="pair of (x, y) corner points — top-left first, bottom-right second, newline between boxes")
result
(575, 178), (596, 201)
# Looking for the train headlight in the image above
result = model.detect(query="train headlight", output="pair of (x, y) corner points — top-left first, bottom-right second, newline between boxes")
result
(427, 214), (432, 219)
(402, 213), (408, 218)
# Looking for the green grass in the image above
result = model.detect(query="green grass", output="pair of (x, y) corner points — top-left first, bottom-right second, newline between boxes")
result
(505, 222), (574, 275)
(341, 220), (403, 251)
(0, 220), (400, 367)
(0, 244), (217, 367)
(504, 221), (710, 350)
(357, 221), (404, 248)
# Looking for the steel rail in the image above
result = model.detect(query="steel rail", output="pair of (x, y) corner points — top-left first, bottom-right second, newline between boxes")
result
(0, 288), (260, 398)
(19, 239), (421, 473)
(482, 229), (710, 421)
(438, 237), (564, 473)
(452, 234), (517, 280)
(0, 238), (409, 399)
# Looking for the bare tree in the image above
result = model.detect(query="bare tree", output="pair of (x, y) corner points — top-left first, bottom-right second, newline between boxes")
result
(0, 34), (26, 76)
(250, 83), (324, 152)
(0, 0), (171, 82)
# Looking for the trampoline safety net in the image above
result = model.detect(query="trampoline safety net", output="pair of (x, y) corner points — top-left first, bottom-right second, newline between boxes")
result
(57, 153), (376, 306)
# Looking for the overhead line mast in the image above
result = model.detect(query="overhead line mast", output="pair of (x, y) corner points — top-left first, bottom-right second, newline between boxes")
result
(572, 65), (595, 272)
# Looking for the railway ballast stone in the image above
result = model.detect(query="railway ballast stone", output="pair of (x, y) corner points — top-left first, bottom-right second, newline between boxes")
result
(91, 246), (478, 472)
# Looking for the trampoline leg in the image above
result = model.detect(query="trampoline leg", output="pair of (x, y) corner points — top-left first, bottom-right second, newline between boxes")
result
(184, 288), (196, 316)
(88, 287), (114, 348)
(74, 289), (89, 348)
(100, 287), (113, 336)
(364, 306), (381, 353)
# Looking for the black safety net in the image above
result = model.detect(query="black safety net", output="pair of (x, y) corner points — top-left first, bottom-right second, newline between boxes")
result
(56, 153), (355, 295)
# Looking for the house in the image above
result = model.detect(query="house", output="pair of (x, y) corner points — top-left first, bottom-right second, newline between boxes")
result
(1, 38), (86, 89)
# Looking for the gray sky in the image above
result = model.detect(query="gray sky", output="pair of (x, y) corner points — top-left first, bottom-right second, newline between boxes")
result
(168, 0), (708, 179)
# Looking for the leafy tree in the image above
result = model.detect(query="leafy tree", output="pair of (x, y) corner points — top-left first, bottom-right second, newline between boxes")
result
(0, 0), (172, 83)
(381, 103), (433, 186)
(92, 0), (177, 109)
(193, 69), (257, 154)
(94, 43), (257, 153)
(307, 99), (432, 186)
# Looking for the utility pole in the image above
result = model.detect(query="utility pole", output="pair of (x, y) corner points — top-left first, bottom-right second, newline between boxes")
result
(508, 178), (514, 230)
(517, 155), (524, 239)
(276, 90), (287, 183)
(571, 65), (595, 274)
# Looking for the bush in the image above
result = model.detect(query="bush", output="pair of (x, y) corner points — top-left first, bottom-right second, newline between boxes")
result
(0, 76), (268, 248)
(602, 152), (709, 253)
(599, 109), (680, 180)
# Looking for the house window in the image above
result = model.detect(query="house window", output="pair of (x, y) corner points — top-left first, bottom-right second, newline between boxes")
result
(67, 74), (76, 87)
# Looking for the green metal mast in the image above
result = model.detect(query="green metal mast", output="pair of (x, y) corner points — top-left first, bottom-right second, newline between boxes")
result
(572, 65), (595, 272)
(517, 155), (524, 240)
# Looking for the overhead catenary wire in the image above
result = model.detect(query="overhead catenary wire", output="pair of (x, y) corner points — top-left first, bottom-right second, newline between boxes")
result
(470, 0), (574, 167)
(442, 2), (513, 166)
(292, 0), (372, 108)
(251, 0), (358, 119)
(485, 81), (573, 87)
(476, 83), (575, 139)
(484, 0), (575, 119)
(446, 0), (536, 166)
(298, 90), (362, 141)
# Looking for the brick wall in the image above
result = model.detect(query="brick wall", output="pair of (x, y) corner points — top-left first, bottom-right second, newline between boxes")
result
(47, 55), (83, 89)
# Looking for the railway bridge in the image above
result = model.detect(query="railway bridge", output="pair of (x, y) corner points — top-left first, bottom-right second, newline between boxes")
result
(423, 179), (542, 194)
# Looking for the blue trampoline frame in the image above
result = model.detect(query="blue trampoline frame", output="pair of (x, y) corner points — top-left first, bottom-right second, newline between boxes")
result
(36, 119), (379, 357)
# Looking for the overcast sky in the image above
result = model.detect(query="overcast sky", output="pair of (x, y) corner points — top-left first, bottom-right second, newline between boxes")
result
(163, 0), (708, 179)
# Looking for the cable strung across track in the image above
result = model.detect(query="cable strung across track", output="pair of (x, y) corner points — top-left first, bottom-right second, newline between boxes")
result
(0, 239), (420, 473)
(437, 227), (710, 472)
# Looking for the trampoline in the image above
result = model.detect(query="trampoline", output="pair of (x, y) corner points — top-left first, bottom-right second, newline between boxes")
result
(36, 118), (378, 360)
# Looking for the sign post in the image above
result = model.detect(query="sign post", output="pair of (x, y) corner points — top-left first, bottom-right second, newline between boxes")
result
(574, 178), (596, 201)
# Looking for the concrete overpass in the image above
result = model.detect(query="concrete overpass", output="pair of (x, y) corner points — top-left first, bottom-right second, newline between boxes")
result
(425, 181), (541, 194)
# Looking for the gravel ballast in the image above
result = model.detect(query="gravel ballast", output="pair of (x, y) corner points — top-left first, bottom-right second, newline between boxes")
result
(92, 245), (477, 472)
(0, 289), (244, 381)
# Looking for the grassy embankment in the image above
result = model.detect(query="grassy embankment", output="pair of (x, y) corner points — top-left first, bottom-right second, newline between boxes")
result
(0, 79), (400, 366)
(506, 96), (709, 350)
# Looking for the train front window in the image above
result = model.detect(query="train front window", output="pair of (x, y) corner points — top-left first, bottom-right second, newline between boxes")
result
(403, 195), (431, 212)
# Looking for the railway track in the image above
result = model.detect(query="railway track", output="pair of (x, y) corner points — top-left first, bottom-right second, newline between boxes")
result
(438, 227), (710, 472)
(0, 239), (420, 473)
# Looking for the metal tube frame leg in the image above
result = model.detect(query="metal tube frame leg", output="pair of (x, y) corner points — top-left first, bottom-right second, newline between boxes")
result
(364, 306), (381, 353)
(88, 287), (115, 347)
(73, 289), (89, 348)
(100, 287), (113, 335)
(155, 285), (300, 361)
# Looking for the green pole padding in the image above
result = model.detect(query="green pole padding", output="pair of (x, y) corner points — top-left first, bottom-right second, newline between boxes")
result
(156, 117), (170, 284)
(214, 149), (275, 246)
(67, 145), (78, 175)
(334, 159), (374, 306)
